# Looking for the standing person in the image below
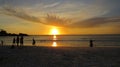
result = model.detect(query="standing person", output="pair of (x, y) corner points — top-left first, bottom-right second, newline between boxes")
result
(20, 36), (24, 47)
(16, 36), (19, 47)
(11, 37), (15, 49)
(90, 40), (93, 47)
(1, 40), (3, 46)
(13, 37), (16, 45)
(32, 38), (36, 46)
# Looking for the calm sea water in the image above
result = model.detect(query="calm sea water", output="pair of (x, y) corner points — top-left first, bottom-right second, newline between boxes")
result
(0, 35), (120, 47)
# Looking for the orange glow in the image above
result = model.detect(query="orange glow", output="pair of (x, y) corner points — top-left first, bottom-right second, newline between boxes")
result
(51, 28), (59, 35)
(52, 42), (57, 47)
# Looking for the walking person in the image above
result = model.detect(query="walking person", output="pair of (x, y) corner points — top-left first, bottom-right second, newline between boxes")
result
(20, 36), (24, 47)
(16, 36), (19, 47)
(90, 40), (93, 47)
(32, 38), (36, 46)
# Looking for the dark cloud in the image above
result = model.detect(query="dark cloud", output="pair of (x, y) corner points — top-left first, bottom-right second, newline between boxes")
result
(68, 17), (120, 28)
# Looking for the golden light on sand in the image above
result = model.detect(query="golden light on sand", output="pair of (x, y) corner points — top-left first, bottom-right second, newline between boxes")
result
(51, 28), (59, 35)
(52, 42), (57, 47)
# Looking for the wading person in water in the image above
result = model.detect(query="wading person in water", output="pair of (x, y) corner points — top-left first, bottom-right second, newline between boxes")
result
(90, 40), (93, 47)
(32, 38), (36, 46)
(16, 36), (19, 47)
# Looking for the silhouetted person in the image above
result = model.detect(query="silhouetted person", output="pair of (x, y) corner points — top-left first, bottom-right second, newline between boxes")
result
(90, 40), (93, 47)
(11, 37), (15, 49)
(16, 36), (19, 47)
(13, 37), (16, 45)
(32, 38), (36, 46)
(20, 36), (24, 46)
(1, 40), (3, 46)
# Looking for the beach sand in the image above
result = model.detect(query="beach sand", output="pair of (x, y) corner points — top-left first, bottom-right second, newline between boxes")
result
(0, 46), (120, 67)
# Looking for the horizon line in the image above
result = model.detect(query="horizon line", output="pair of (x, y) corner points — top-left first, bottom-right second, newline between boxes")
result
(29, 34), (120, 36)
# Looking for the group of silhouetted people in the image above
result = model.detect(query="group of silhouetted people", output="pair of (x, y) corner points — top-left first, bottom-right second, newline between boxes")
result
(11, 36), (36, 48)
(1, 36), (94, 48)
(11, 36), (24, 48)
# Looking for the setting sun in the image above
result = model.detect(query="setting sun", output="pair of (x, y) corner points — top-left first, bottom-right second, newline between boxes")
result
(51, 28), (59, 35)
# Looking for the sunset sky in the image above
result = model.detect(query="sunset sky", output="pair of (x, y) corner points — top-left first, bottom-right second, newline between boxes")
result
(0, 0), (120, 35)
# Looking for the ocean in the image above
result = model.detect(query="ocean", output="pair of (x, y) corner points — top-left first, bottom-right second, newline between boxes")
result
(0, 35), (120, 47)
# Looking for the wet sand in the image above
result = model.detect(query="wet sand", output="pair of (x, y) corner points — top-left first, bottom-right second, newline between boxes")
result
(0, 46), (120, 67)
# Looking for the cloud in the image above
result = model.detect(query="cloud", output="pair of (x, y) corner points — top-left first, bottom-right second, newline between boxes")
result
(44, 14), (71, 26)
(0, 6), (70, 26)
(0, 6), (41, 23)
(44, 2), (60, 8)
(0, 6), (120, 28)
(68, 17), (120, 28)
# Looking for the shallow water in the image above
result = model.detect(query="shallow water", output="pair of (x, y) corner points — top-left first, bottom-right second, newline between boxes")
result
(0, 35), (120, 47)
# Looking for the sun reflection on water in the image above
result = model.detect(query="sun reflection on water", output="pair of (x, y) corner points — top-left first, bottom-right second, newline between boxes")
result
(52, 41), (57, 47)
(52, 35), (57, 47)
(53, 35), (57, 40)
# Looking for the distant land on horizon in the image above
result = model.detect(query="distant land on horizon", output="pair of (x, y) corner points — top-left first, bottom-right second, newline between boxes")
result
(0, 29), (28, 36)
